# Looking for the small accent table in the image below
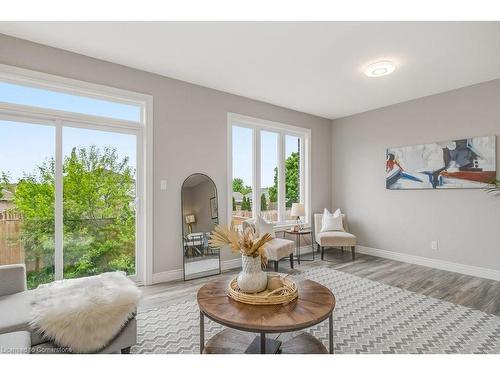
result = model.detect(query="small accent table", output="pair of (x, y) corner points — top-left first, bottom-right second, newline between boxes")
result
(284, 229), (315, 264)
(197, 278), (336, 354)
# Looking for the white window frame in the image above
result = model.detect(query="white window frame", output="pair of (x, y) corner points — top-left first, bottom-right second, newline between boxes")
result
(0, 64), (154, 286)
(227, 113), (311, 228)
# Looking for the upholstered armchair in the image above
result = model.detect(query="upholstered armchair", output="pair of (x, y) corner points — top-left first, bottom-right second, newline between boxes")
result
(314, 213), (357, 261)
(243, 219), (295, 272)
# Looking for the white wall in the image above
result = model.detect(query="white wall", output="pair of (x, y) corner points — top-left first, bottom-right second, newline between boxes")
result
(0, 34), (332, 279)
(332, 79), (500, 273)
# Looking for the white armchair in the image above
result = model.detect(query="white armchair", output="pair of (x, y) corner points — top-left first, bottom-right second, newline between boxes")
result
(243, 218), (295, 272)
(314, 213), (357, 261)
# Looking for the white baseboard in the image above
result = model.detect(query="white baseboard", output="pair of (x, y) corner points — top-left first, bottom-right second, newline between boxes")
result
(151, 269), (184, 284)
(151, 246), (315, 285)
(151, 257), (243, 284)
(356, 245), (500, 282)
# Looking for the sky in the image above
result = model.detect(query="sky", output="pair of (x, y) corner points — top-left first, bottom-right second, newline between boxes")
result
(232, 125), (299, 188)
(0, 82), (141, 122)
(0, 82), (138, 182)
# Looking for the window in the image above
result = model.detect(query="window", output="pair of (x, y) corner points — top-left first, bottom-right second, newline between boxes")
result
(231, 126), (253, 227)
(228, 113), (310, 228)
(62, 127), (137, 280)
(0, 120), (56, 287)
(0, 65), (152, 288)
(285, 135), (302, 220)
(0, 81), (141, 122)
(260, 131), (278, 222)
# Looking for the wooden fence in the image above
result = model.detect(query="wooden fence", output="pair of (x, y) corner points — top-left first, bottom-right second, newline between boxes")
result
(0, 219), (23, 266)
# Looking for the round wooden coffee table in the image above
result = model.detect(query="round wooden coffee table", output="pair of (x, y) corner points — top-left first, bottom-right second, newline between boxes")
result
(197, 277), (336, 354)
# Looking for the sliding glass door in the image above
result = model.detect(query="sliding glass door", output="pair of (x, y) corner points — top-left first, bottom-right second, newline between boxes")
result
(0, 119), (56, 288)
(0, 66), (151, 287)
(0, 119), (141, 288)
(62, 126), (137, 280)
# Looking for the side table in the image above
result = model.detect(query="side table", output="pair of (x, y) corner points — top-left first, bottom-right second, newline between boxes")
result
(284, 229), (314, 264)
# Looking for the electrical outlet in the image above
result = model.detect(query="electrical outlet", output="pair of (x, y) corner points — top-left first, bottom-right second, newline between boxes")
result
(160, 180), (167, 190)
(431, 240), (438, 250)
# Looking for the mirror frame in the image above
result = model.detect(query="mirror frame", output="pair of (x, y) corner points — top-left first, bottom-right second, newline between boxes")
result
(181, 173), (221, 281)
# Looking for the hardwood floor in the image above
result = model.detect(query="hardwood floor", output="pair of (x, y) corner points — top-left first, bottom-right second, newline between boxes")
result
(140, 247), (500, 316)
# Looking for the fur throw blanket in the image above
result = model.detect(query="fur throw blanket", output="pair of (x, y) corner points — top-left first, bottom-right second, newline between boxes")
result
(30, 272), (141, 353)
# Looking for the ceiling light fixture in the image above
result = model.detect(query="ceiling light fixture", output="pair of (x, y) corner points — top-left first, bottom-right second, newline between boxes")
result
(365, 61), (396, 77)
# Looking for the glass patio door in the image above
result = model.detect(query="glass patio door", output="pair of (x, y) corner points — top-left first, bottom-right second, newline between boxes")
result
(0, 117), (141, 288)
(0, 119), (56, 288)
(62, 125), (138, 280)
(1, 67), (151, 287)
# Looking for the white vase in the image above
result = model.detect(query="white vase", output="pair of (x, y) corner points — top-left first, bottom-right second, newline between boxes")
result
(237, 255), (268, 293)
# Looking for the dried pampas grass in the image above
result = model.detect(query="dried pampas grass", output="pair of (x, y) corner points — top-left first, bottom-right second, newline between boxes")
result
(209, 224), (272, 266)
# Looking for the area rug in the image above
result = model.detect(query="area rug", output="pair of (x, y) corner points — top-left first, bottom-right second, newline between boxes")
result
(132, 267), (500, 354)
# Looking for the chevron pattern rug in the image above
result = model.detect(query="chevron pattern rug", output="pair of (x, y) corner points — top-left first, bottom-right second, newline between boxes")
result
(132, 267), (500, 354)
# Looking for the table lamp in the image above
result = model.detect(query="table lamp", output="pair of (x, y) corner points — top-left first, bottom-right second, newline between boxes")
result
(290, 203), (305, 231)
(185, 214), (196, 234)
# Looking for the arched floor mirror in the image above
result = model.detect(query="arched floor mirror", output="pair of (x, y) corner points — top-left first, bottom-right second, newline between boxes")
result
(181, 173), (221, 280)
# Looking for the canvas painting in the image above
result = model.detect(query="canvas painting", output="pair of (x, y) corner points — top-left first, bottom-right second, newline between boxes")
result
(386, 135), (496, 189)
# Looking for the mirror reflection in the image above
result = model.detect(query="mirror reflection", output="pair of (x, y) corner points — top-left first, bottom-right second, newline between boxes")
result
(181, 173), (220, 280)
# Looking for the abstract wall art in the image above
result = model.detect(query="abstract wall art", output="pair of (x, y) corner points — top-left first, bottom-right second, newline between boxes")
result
(386, 135), (496, 189)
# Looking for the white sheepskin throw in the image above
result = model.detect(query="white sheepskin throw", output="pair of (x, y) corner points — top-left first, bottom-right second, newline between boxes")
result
(30, 271), (141, 353)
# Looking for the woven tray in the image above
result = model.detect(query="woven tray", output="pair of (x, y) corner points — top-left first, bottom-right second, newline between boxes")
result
(227, 273), (298, 305)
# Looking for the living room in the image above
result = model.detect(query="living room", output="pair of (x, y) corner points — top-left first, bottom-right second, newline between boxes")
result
(1, 1), (500, 373)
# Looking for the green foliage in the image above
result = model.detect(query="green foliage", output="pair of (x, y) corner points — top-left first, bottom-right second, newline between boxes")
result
(27, 267), (54, 290)
(268, 167), (278, 203)
(232, 178), (252, 195)
(232, 178), (244, 193)
(0, 172), (11, 199)
(260, 193), (267, 211)
(232, 196), (236, 211)
(14, 160), (56, 277)
(285, 152), (300, 207)
(268, 152), (300, 207)
(11, 145), (136, 288)
(241, 196), (252, 212)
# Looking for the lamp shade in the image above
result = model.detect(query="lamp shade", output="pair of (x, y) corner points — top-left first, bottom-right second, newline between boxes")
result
(290, 203), (305, 217)
(185, 214), (196, 224)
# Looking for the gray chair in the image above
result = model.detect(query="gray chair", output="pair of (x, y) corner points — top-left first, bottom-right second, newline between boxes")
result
(0, 264), (137, 354)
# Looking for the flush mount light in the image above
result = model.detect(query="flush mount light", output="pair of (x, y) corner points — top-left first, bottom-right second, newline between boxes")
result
(365, 61), (396, 77)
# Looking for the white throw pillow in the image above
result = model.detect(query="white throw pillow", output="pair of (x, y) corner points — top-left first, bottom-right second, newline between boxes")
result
(257, 216), (275, 238)
(320, 208), (344, 232)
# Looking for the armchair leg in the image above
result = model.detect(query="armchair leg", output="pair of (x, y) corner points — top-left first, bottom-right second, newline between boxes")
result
(316, 243), (320, 253)
(321, 246), (325, 260)
(351, 246), (356, 260)
(121, 346), (131, 354)
(341, 246), (344, 253)
(274, 260), (279, 272)
(289, 253), (294, 269)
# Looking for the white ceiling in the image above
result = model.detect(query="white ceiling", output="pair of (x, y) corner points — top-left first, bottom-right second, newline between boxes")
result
(1, 22), (500, 119)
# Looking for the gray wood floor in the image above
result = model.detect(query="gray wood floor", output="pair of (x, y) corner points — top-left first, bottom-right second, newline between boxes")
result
(140, 247), (500, 316)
